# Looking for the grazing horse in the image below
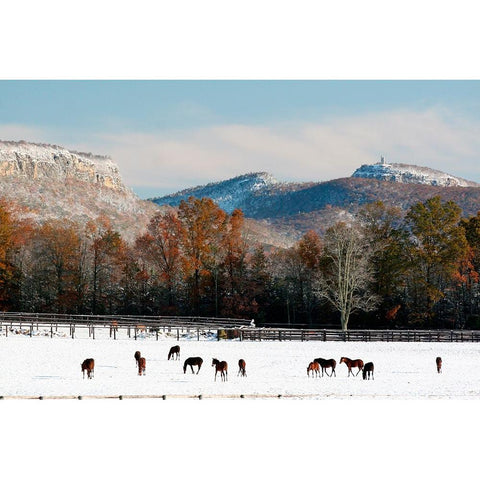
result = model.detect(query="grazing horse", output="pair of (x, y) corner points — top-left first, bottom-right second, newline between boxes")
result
(307, 361), (320, 378)
(138, 357), (146, 376)
(362, 362), (374, 380)
(436, 356), (442, 373)
(183, 357), (203, 374)
(168, 345), (180, 360)
(212, 358), (228, 382)
(81, 358), (95, 379)
(238, 359), (247, 377)
(134, 351), (141, 367)
(340, 357), (364, 377)
(314, 358), (337, 377)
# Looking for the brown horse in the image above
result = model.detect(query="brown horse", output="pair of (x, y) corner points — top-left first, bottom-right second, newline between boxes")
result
(183, 357), (203, 374)
(138, 357), (146, 376)
(168, 345), (180, 360)
(212, 358), (228, 381)
(81, 358), (95, 379)
(340, 357), (364, 377)
(307, 361), (320, 378)
(109, 320), (118, 337)
(134, 351), (141, 366)
(238, 359), (247, 377)
(436, 356), (442, 373)
(314, 358), (337, 377)
(362, 362), (374, 380)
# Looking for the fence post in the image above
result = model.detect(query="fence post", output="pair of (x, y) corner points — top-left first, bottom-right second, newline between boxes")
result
(177, 328), (179, 341)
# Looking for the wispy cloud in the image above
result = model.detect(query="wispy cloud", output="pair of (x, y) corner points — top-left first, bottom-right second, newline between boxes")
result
(2, 108), (480, 198)
(92, 108), (480, 196)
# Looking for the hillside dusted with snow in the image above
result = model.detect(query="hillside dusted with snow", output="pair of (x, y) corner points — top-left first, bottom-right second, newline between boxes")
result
(151, 161), (480, 241)
(0, 141), (160, 241)
(150, 172), (280, 213)
(352, 161), (479, 187)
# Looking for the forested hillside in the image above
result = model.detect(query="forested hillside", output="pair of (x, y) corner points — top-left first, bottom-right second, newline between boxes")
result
(2, 194), (480, 331)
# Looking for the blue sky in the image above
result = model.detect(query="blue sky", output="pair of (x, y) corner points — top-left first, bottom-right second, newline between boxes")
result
(1, 80), (480, 198)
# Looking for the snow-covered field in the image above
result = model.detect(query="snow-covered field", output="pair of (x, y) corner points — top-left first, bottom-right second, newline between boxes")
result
(1, 326), (479, 399)
(2, 327), (480, 480)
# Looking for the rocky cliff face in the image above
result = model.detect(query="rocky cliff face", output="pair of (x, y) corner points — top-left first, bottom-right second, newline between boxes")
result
(0, 140), (127, 191)
(0, 140), (162, 242)
(352, 161), (479, 188)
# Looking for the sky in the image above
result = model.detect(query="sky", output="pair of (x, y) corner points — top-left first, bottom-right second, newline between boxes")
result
(1, 80), (480, 198)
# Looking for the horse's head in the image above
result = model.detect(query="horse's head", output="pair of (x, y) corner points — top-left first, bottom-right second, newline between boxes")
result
(340, 357), (345, 364)
(212, 358), (218, 366)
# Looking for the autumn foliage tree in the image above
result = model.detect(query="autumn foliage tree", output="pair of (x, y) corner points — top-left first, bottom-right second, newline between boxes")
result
(178, 197), (228, 315)
(403, 196), (469, 326)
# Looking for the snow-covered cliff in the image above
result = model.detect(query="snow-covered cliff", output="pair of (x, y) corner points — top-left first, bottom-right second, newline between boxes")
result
(352, 161), (479, 188)
(0, 140), (127, 192)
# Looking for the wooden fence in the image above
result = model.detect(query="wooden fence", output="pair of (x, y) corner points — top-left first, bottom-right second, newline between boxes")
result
(235, 328), (480, 342)
(1, 312), (479, 342)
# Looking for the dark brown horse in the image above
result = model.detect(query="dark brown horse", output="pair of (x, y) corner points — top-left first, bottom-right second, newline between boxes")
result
(340, 357), (364, 377)
(134, 351), (141, 367)
(138, 357), (146, 376)
(81, 358), (95, 379)
(362, 362), (374, 380)
(168, 345), (180, 360)
(238, 359), (247, 377)
(436, 356), (442, 373)
(183, 357), (203, 374)
(307, 361), (320, 377)
(212, 358), (228, 381)
(314, 358), (337, 377)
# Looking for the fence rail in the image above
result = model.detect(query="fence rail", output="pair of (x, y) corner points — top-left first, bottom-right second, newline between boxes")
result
(236, 328), (480, 342)
(1, 312), (479, 342)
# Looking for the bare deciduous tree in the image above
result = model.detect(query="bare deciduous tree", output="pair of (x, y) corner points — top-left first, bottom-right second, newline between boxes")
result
(315, 221), (379, 331)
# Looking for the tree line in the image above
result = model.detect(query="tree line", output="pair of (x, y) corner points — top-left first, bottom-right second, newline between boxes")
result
(1, 195), (480, 330)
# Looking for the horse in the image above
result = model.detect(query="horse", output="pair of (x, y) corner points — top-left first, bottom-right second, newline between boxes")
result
(314, 358), (337, 377)
(362, 362), (374, 380)
(134, 351), (141, 367)
(340, 357), (364, 377)
(436, 356), (442, 373)
(307, 361), (320, 378)
(183, 357), (203, 374)
(138, 357), (146, 376)
(81, 358), (95, 379)
(212, 358), (228, 382)
(109, 320), (118, 337)
(238, 359), (247, 377)
(168, 345), (180, 360)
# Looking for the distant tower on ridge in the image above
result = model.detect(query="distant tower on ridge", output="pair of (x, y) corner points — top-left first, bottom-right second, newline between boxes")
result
(380, 155), (386, 165)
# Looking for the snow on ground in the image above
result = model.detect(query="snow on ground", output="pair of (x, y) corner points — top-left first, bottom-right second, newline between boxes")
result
(1, 326), (479, 399)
